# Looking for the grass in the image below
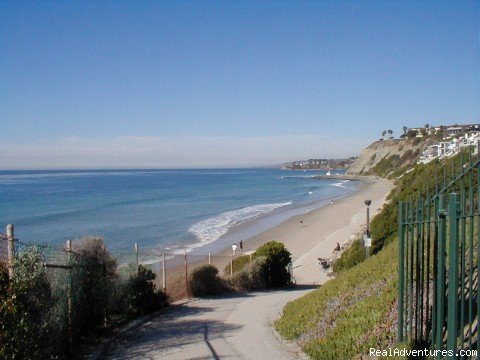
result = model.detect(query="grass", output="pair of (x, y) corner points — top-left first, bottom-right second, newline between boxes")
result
(275, 241), (402, 359)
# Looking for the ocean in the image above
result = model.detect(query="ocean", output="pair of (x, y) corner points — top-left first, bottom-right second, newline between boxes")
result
(0, 169), (358, 255)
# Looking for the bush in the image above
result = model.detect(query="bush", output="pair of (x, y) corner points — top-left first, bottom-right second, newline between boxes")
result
(123, 265), (168, 317)
(254, 241), (291, 288)
(71, 237), (117, 335)
(0, 252), (59, 359)
(332, 239), (366, 272)
(188, 264), (225, 297)
(229, 256), (268, 291)
(223, 255), (250, 275)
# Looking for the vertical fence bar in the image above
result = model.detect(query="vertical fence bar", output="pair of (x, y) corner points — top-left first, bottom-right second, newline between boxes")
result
(447, 193), (459, 359)
(66, 239), (73, 353)
(419, 195), (425, 339)
(398, 202), (405, 342)
(6, 224), (14, 280)
(432, 195), (439, 347)
(184, 250), (189, 298)
(436, 194), (447, 353)
(135, 243), (139, 267)
(415, 196), (421, 341)
(408, 200), (415, 339)
(162, 253), (166, 291)
(208, 253), (211, 265)
(467, 166), (474, 352)
(425, 190), (432, 339)
(459, 188), (466, 351)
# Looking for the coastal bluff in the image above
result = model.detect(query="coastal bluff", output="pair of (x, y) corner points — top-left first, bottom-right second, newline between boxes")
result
(346, 138), (427, 175)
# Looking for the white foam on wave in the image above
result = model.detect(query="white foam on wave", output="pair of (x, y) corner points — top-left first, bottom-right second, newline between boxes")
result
(188, 202), (292, 246)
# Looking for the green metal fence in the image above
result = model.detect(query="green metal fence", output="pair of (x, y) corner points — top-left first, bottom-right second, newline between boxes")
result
(398, 149), (480, 358)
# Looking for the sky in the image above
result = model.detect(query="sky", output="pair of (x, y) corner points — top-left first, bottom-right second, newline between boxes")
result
(1, 1), (479, 169)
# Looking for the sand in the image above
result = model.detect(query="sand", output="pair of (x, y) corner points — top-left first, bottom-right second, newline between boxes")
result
(224, 176), (393, 285)
(161, 176), (393, 300)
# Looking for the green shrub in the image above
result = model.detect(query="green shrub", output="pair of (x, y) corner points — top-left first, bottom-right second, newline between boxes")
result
(223, 255), (250, 275)
(0, 252), (60, 359)
(124, 265), (168, 317)
(332, 239), (366, 272)
(228, 256), (267, 291)
(71, 237), (117, 335)
(188, 264), (225, 297)
(253, 241), (291, 288)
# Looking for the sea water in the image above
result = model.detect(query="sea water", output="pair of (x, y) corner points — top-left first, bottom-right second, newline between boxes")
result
(0, 169), (357, 255)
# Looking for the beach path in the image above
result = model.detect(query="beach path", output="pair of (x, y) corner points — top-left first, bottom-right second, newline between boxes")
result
(106, 178), (392, 360)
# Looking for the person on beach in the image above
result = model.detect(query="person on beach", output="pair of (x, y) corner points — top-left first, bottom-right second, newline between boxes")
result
(239, 240), (243, 251)
(232, 243), (237, 255)
(334, 242), (341, 252)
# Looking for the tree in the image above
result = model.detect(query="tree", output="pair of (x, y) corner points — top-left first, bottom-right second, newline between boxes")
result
(403, 126), (408, 135)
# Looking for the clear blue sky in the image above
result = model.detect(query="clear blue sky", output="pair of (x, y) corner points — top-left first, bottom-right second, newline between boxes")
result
(1, 1), (479, 168)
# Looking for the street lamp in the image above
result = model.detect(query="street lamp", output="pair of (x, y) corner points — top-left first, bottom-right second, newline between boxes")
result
(365, 199), (371, 258)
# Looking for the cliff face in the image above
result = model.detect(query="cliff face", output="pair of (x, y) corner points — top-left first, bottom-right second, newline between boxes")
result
(347, 138), (427, 175)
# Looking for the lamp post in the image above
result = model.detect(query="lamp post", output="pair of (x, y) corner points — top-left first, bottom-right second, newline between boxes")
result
(365, 200), (371, 258)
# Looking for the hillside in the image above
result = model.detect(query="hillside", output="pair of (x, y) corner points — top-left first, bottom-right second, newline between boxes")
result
(346, 138), (429, 176)
(280, 158), (357, 170)
(276, 146), (470, 358)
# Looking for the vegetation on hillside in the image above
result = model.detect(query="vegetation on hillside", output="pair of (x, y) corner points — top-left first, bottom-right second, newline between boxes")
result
(276, 241), (399, 359)
(277, 148), (475, 358)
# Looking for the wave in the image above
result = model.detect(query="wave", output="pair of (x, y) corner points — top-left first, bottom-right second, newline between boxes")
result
(330, 180), (351, 188)
(188, 202), (292, 246)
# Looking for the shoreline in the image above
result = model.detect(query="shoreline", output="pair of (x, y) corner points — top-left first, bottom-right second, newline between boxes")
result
(211, 176), (392, 283)
(151, 176), (392, 299)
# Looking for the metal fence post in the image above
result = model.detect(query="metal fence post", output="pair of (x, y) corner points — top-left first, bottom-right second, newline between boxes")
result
(135, 243), (139, 268)
(447, 193), (459, 358)
(398, 202), (405, 342)
(184, 250), (189, 298)
(7, 224), (15, 280)
(6, 224), (14, 280)
(208, 253), (211, 265)
(436, 194), (447, 353)
(162, 253), (166, 292)
(66, 239), (73, 351)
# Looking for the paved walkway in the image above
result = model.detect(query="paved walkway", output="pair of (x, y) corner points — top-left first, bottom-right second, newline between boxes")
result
(107, 287), (314, 360)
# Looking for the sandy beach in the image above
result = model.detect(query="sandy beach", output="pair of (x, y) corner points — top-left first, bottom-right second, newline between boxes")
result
(160, 176), (392, 300)
(217, 176), (393, 284)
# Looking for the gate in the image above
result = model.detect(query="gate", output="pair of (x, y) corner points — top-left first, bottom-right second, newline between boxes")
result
(398, 150), (480, 358)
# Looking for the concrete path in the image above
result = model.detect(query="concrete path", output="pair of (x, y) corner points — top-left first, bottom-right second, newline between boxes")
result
(107, 287), (314, 360)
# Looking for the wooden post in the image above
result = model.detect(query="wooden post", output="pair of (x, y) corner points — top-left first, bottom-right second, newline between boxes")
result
(162, 253), (166, 291)
(134, 243), (139, 267)
(208, 253), (211, 265)
(230, 254), (233, 277)
(6, 224), (14, 280)
(184, 250), (189, 298)
(249, 254), (252, 262)
(66, 239), (73, 351)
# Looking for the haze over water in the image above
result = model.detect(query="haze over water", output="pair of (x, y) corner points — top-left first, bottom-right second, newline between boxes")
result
(0, 169), (356, 254)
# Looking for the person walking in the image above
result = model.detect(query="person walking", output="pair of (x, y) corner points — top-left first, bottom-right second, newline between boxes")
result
(232, 243), (237, 256)
(239, 240), (243, 252)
